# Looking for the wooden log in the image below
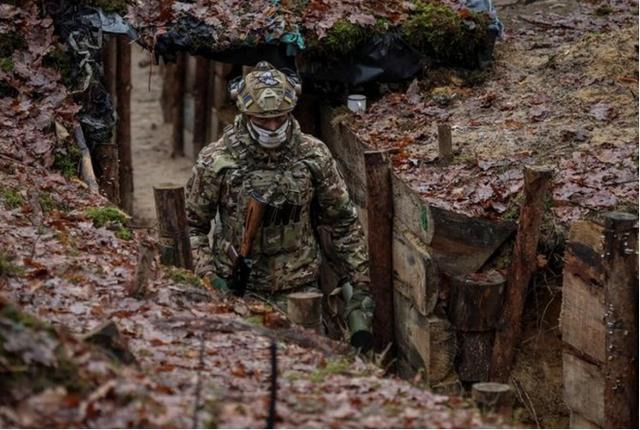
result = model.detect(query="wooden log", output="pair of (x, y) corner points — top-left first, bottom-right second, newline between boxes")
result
(153, 184), (193, 269)
(116, 35), (133, 215)
(392, 228), (438, 316)
(490, 165), (553, 381)
(160, 62), (175, 123)
(600, 212), (638, 428)
(429, 206), (516, 275)
(471, 382), (513, 418)
(364, 150), (394, 353)
(447, 270), (505, 331)
(171, 52), (186, 157)
(457, 332), (494, 382)
(192, 57), (210, 156)
(287, 291), (323, 333)
(73, 125), (99, 193)
(437, 123), (452, 165)
(393, 290), (455, 384)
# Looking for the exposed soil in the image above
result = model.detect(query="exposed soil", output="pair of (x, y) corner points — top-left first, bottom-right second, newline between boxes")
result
(130, 45), (193, 227)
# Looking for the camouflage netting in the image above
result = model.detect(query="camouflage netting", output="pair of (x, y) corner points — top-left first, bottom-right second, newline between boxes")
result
(130, 0), (500, 77)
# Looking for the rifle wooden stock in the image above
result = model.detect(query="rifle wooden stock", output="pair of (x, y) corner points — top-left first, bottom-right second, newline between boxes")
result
(240, 193), (267, 257)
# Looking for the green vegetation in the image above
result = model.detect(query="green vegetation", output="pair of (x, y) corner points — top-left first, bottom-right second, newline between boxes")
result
(85, 206), (133, 240)
(43, 46), (75, 87)
(308, 358), (352, 383)
(167, 266), (203, 288)
(402, 1), (492, 66)
(0, 253), (25, 278)
(53, 144), (82, 178)
(321, 20), (368, 56)
(0, 186), (23, 209)
(39, 193), (68, 213)
(0, 57), (13, 73)
(0, 31), (25, 58)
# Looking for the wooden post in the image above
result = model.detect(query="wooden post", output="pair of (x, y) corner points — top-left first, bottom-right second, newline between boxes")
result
(437, 124), (452, 165)
(153, 184), (193, 269)
(364, 150), (394, 353)
(102, 36), (117, 105)
(287, 291), (323, 333)
(192, 57), (209, 156)
(172, 52), (186, 158)
(490, 165), (553, 381)
(73, 125), (99, 192)
(601, 212), (638, 428)
(447, 270), (505, 382)
(472, 382), (513, 418)
(116, 35), (133, 215)
(129, 238), (157, 299)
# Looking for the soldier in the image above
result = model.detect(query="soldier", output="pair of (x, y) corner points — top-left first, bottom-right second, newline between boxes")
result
(185, 61), (374, 351)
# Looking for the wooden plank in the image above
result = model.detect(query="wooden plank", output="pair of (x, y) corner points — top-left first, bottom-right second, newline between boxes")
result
(568, 220), (606, 256)
(569, 411), (600, 429)
(392, 172), (434, 245)
(393, 290), (455, 385)
(563, 351), (604, 426)
(392, 228), (438, 316)
(429, 206), (516, 275)
(600, 212), (638, 428)
(560, 271), (605, 363)
(365, 150), (394, 353)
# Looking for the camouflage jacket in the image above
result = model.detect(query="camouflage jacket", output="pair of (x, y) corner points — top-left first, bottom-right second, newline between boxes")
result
(185, 115), (370, 293)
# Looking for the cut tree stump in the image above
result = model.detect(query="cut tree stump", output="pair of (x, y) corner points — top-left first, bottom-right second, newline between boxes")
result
(129, 238), (157, 298)
(447, 270), (505, 332)
(287, 291), (323, 333)
(153, 184), (193, 269)
(364, 150), (394, 353)
(490, 165), (553, 381)
(472, 382), (513, 418)
(116, 35), (133, 215)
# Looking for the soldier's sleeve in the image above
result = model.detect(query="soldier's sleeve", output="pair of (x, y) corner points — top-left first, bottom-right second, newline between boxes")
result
(308, 140), (370, 289)
(184, 143), (224, 276)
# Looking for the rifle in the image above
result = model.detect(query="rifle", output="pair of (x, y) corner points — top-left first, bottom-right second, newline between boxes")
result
(227, 192), (267, 296)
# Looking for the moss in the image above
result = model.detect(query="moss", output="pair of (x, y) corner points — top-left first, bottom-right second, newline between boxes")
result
(0, 57), (13, 73)
(116, 226), (133, 240)
(244, 315), (264, 326)
(402, 1), (492, 66)
(316, 20), (368, 56)
(85, 206), (130, 227)
(308, 358), (352, 383)
(53, 142), (82, 179)
(0, 186), (23, 209)
(39, 193), (68, 213)
(0, 31), (25, 58)
(42, 47), (75, 87)
(167, 266), (203, 288)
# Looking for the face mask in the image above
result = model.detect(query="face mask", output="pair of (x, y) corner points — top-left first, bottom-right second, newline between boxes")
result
(247, 118), (291, 149)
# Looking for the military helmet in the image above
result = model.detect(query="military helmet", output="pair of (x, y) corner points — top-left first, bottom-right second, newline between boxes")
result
(229, 61), (301, 118)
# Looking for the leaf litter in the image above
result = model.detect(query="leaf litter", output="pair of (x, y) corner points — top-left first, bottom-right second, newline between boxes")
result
(347, 0), (638, 228)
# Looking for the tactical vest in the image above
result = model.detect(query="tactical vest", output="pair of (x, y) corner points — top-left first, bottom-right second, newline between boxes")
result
(209, 120), (321, 292)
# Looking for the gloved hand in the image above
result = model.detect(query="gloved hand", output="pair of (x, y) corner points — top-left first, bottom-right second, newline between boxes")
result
(341, 282), (375, 353)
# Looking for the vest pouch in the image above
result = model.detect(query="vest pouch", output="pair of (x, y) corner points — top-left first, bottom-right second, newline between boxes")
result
(260, 223), (283, 256)
(281, 222), (302, 252)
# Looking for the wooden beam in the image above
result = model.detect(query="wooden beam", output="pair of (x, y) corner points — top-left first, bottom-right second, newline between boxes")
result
(116, 35), (133, 215)
(601, 212), (638, 428)
(364, 150), (394, 354)
(490, 165), (553, 381)
(171, 52), (186, 158)
(153, 184), (193, 269)
(192, 57), (209, 156)
(437, 123), (452, 165)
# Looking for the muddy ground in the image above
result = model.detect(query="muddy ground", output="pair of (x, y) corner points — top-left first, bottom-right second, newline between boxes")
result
(130, 45), (193, 227)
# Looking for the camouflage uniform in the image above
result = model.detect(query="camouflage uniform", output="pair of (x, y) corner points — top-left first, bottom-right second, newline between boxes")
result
(185, 114), (370, 296)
